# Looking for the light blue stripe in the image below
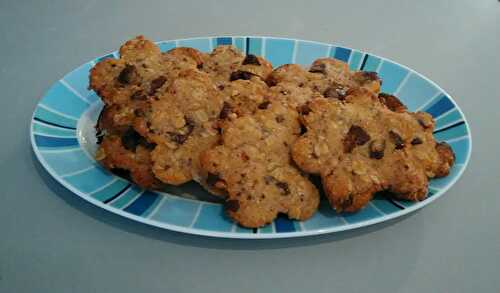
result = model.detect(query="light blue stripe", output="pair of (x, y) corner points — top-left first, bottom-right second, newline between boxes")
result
(151, 197), (200, 227)
(378, 62), (409, 94)
(33, 123), (76, 137)
(41, 149), (94, 176)
(342, 203), (383, 224)
(235, 225), (253, 233)
(448, 137), (470, 164)
(177, 38), (211, 53)
(193, 204), (233, 232)
(264, 38), (295, 67)
(110, 185), (143, 209)
(63, 62), (95, 102)
(371, 198), (401, 214)
(248, 37), (263, 56)
(34, 107), (77, 129)
(328, 46), (337, 58)
(90, 179), (129, 202)
(302, 202), (345, 230)
(430, 164), (463, 189)
(233, 37), (245, 52)
(64, 166), (114, 194)
(158, 41), (176, 52)
(435, 109), (462, 129)
(397, 74), (439, 111)
(434, 124), (468, 142)
(40, 81), (89, 118)
(258, 224), (274, 233)
(362, 55), (381, 71)
(348, 51), (364, 70)
(294, 41), (330, 66)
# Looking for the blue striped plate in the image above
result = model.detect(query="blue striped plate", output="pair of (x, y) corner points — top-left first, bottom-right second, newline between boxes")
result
(31, 36), (471, 239)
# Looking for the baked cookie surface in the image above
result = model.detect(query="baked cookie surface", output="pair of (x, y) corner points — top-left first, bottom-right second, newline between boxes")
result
(291, 89), (454, 212)
(200, 102), (320, 227)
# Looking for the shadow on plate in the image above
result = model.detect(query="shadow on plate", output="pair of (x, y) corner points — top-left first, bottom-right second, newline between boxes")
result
(32, 150), (420, 250)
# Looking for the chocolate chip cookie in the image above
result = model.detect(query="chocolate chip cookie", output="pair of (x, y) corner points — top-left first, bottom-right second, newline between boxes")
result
(200, 102), (320, 228)
(292, 89), (454, 212)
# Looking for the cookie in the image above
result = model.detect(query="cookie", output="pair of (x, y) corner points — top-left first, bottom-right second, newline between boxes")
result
(95, 131), (164, 189)
(133, 69), (223, 185)
(217, 78), (270, 119)
(291, 89), (454, 212)
(267, 58), (381, 98)
(202, 45), (273, 85)
(200, 102), (320, 228)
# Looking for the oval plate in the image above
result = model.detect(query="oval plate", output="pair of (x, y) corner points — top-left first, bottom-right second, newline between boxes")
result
(31, 36), (471, 239)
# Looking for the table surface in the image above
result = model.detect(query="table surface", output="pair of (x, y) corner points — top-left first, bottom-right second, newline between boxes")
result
(1, 0), (499, 292)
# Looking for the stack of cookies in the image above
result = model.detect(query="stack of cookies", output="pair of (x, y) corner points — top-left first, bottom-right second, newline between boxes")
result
(90, 36), (455, 228)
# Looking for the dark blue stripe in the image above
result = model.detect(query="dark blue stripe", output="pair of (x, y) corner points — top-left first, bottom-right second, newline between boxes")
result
(275, 215), (296, 232)
(34, 117), (77, 130)
(433, 121), (465, 134)
(245, 37), (250, 55)
(124, 191), (160, 216)
(97, 53), (115, 62)
(334, 47), (351, 62)
(34, 135), (79, 147)
(359, 54), (369, 70)
(217, 37), (232, 46)
(103, 184), (131, 204)
(424, 96), (455, 118)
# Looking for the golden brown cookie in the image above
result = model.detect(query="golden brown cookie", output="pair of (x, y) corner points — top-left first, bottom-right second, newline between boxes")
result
(267, 58), (381, 98)
(291, 89), (454, 212)
(200, 102), (320, 228)
(95, 132), (164, 189)
(202, 45), (273, 86)
(133, 69), (223, 185)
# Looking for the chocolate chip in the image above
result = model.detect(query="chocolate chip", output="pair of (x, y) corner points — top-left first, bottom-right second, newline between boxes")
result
(206, 173), (220, 187)
(275, 181), (290, 195)
(417, 117), (433, 129)
(324, 85), (348, 100)
(389, 130), (405, 149)
(298, 104), (312, 115)
(275, 115), (285, 123)
(309, 63), (326, 74)
(264, 175), (274, 185)
(378, 93), (407, 112)
(121, 127), (143, 151)
(225, 199), (240, 212)
(134, 109), (144, 117)
(140, 140), (156, 150)
(110, 168), (131, 181)
(357, 71), (379, 82)
(300, 123), (307, 135)
(149, 76), (167, 95)
(217, 84), (225, 91)
(196, 63), (204, 69)
(369, 139), (385, 159)
(219, 102), (232, 119)
(343, 125), (371, 153)
(258, 101), (271, 109)
(117, 65), (136, 84)
(411, 137), (423, 145)
(95, 130), (104, 144)
(340, 194), (353, 210)
(229, 70), (253, 81)
(167, 118), (194, 144)
(131, 90), (146, 101)
(242, 54), (261, 65)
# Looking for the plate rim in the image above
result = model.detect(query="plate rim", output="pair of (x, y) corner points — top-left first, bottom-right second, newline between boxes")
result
(30, 35), (472, 239)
